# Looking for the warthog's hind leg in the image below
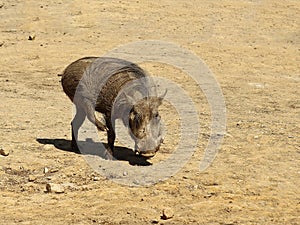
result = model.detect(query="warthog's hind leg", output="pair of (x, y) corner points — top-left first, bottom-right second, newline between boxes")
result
(85, 101), (107, 131)
(71, 104), (86, 152)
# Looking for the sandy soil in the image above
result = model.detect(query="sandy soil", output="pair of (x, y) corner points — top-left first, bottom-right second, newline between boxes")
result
(0, 0), (299, 224)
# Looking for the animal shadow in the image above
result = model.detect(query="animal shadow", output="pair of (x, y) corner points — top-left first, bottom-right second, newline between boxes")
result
(36, 138), (152, 166)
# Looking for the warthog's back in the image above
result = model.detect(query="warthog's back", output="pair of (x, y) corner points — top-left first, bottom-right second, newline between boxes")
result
(61, 57), (147, 114)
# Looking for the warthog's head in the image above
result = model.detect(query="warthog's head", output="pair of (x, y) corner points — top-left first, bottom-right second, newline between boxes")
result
(127, 93), (166, 158)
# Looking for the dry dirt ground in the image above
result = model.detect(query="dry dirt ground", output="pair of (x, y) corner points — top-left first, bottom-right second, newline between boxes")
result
(0, 0), (299, 224)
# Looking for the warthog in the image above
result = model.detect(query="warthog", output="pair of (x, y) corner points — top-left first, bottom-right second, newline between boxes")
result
(61, 57), (166, 159)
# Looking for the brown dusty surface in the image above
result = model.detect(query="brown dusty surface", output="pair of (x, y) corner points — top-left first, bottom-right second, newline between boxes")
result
(0, 0), (299, 224)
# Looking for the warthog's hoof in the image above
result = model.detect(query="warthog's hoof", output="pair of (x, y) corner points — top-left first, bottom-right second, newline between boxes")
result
(104, 148), (114, 160)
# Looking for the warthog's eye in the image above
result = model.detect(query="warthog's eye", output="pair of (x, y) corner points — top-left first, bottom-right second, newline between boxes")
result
(154, 112), (159, 118)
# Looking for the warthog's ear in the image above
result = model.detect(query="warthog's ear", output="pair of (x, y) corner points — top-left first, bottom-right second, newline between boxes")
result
(123, 92), (135, 106)
(157, 89), (167, 106)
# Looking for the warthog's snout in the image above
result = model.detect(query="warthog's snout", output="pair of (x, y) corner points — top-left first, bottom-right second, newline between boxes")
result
(135, 145), (160, 158)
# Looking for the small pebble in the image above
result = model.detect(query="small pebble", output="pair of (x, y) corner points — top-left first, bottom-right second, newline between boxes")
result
(93, 176), (100, 181)
(133, 179), (140, 185)
(43, 145), (52, 150)
(0, 148), (9, 156)
(28, 35), (36, 40)
(123, 171), (128, 176)
(50, 168), (59, 173)
(161, 207), (174, 220)
(28, 175), (37, 182)
(151, 219), (159, 224)
(46, 183), (64, 193)
(44, 167), (49, 173)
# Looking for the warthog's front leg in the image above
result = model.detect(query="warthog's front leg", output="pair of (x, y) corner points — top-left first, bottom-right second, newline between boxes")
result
(105, 116), (115, 160)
